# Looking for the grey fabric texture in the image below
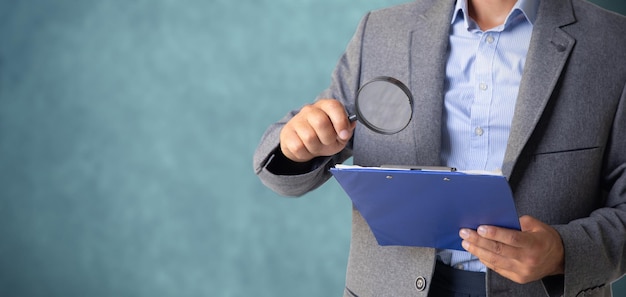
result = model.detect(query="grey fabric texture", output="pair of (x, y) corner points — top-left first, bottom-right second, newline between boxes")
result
(253, 0), (626, 296)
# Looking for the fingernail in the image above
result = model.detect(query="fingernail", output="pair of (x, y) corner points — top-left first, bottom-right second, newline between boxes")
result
(462, 240), (470, 250)
(477, 226), (487, 236)
(338, 130), (350, 140)
(459, 229), (469, 239)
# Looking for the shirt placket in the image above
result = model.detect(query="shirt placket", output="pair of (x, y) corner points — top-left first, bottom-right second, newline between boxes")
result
(469, 30), (499, 170)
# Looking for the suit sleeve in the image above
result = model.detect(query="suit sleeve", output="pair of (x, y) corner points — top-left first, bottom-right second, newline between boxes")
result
(552, 82), (626, 296)
(251, 13), (370, 197)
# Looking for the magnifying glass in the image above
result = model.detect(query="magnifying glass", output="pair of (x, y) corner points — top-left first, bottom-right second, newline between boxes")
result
(348, 76), (414, 135)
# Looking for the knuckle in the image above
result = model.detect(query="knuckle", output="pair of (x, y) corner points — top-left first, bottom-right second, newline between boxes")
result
(493, 242), (503, 255)
(299, 104), (315, 114)
(507, 232), (521, 245)
(319, 98), (341, 108)
(314, 99), (334, 112)
(298, 129), (318, 144)
(284, 141), (304, 155)
(308, 114), (330, 129)
(319, 99), (345, 116)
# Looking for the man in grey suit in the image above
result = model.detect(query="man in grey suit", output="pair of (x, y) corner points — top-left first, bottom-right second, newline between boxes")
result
(253, 0), (626, 296)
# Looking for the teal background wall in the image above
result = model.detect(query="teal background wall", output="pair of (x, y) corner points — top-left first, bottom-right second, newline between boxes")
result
(0, 1), (624, 296)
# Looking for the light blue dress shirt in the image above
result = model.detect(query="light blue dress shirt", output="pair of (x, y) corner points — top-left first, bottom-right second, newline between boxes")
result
(437, 0), (538, 272)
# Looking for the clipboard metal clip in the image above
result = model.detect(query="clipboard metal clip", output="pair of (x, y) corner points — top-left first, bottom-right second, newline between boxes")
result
(380, 165), (457, 172)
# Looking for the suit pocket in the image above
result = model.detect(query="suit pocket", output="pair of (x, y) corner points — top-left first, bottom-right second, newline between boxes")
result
(576, 284), (607, 297)
(344, 287), (359, 297)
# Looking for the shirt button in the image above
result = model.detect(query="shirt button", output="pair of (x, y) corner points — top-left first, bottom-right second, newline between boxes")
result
(415, 276), (427, 291)
(455, 264), (465, 270)
(486, 35), (495, 44)
(475, 127), (484, 136)
(479, 82), (488, 91)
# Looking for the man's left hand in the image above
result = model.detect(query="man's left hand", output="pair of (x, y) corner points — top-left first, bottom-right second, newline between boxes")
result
(459, 215), (565, 284)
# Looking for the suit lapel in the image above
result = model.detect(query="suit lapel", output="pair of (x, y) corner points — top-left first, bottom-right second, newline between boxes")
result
(502, 0), (577, 178)
(408, 0), (455, 165)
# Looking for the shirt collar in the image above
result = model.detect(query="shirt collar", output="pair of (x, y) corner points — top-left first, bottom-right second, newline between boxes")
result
(451, 0), (539, 28)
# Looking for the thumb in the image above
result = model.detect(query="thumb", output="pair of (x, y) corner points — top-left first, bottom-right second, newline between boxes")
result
(519, 215), (543, 232)
(338, 121), (357, 141)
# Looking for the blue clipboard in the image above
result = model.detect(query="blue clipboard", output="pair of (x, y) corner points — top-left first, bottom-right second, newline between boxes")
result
(330, 165), (520, 250)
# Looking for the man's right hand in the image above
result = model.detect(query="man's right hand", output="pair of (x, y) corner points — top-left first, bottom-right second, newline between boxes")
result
(279, 99), (356, 163)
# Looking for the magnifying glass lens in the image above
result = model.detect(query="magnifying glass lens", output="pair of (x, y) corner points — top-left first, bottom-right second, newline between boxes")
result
(354, 77), (413, 135)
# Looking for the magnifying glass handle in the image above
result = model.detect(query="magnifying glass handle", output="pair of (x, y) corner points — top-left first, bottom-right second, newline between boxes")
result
(348, 114), (357, 122)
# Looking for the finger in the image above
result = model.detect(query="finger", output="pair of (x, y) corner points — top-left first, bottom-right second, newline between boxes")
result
(280, 104), (345, 160)
(476, 224), (528, 248)
(519, 215), (543, 232)
(464, 240), (519, 273)
(292, 103), (337, 147)
(304, 108), (341, 146)
(460, 229), (519, 271)
(280, 124), (315, 162)
(315, 99), (354, 141)
(280, 100), (354, 162)
(472, 244), (539, 285)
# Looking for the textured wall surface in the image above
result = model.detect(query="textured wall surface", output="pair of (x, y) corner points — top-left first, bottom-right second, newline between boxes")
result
(0, 1), (624, 296)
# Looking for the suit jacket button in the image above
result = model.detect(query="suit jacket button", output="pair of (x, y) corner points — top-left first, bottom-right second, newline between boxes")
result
(415, 276), (427, 291)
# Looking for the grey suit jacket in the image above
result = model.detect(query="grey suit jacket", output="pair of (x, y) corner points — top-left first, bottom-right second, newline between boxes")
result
(253, 0), (626, 296)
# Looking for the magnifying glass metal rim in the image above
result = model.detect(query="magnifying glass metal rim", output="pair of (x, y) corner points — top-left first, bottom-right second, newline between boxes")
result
(354, 76), (414, 135)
